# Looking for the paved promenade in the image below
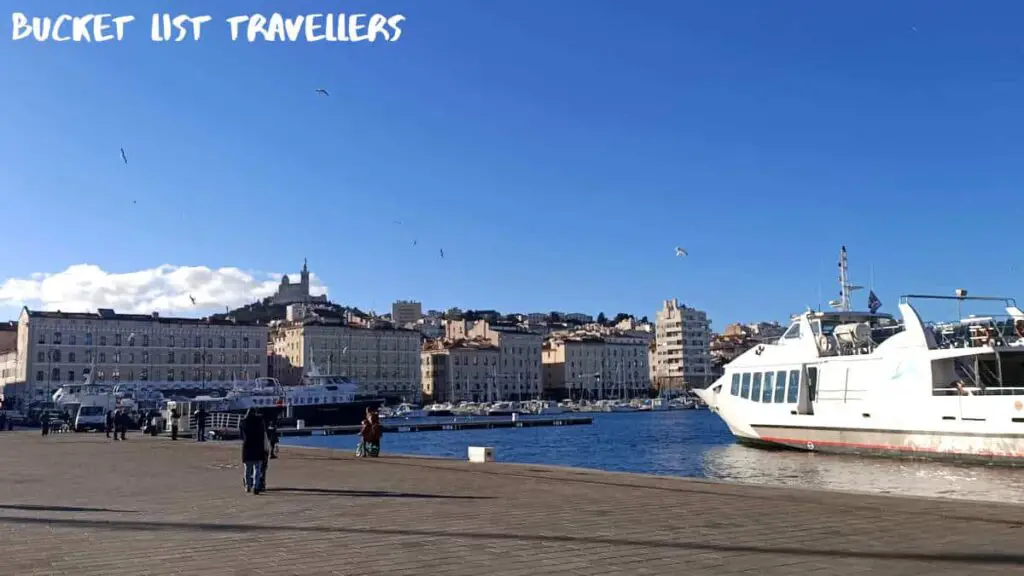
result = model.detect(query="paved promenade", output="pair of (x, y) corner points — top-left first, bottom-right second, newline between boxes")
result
(0, 433), (1022, 576)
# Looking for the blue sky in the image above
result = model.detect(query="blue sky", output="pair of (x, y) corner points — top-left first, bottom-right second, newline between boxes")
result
(1, 0), (1022, 327)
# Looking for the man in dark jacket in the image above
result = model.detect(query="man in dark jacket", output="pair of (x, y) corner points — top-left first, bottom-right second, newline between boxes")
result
(239, 409), (267, 494)
(194, 407), (208, 442)
(105, 410), (114, 439)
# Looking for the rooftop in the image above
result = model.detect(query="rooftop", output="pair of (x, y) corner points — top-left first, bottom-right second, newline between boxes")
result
(24, 308), (264, 327)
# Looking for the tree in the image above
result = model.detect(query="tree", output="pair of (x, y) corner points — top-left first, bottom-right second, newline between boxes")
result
(639, 316), (649, 324)
(612, 312), (631, 325)
(596, 312), (608, 325)
(549, 312), (562, 322)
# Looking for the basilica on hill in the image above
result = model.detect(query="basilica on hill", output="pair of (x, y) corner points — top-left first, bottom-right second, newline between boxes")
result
(271, 259), (328, 306)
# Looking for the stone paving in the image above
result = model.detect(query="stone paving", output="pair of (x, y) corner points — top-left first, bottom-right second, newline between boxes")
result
(0, 431), (1022, 575)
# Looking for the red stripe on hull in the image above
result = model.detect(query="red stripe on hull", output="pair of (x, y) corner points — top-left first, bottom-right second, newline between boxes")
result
(756, 435), (1024, 462)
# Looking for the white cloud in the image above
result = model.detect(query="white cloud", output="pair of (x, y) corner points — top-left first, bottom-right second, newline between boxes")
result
(0, 264), (328, 315)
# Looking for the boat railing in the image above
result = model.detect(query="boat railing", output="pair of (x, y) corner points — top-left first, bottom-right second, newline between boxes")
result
(932, 385), (1024, 396)
(927, 314), (1024, 349)
(193, 411), (242, 431)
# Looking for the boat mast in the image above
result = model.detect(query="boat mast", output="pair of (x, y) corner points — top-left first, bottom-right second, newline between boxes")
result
(834, 246), (863, 312)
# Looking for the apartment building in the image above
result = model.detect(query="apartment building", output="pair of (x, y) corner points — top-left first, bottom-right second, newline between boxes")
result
(268, 314), (422, 403)
(391, 300), (423, 326)
(542, 332), (651, 400)
(444, 319), (543, 400)
(420, 339), (501, 403)
(653, 299), (712, 389)
(4, 307), (268, 406)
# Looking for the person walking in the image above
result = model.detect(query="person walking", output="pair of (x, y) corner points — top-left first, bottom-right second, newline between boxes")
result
(170, 408), (180, 440)
(194, 406), (208, 442)
(239, 409), (267, 494)
(104, 410), (114, 439)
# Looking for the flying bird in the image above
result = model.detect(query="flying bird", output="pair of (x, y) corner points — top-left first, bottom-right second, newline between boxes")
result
(440, 248), (445, 259)
(393, 220), (403, 225)
(315, 88), (330, 96)
(675, 247), (688, 257)
(120, 148), (128, 165)
(412, 240), (418, 246)
(189, 294), (197, 306)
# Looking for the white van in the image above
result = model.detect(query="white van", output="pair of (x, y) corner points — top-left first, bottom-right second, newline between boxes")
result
(74, 404), (108, 432)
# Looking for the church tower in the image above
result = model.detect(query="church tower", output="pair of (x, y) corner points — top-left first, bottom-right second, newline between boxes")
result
(300, 257), (310, 298)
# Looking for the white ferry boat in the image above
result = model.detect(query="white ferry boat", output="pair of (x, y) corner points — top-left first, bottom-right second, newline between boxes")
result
(697, 247), (1024, 465)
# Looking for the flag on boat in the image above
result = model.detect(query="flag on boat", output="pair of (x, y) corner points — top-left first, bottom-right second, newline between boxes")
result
(868, 290), (882, 313)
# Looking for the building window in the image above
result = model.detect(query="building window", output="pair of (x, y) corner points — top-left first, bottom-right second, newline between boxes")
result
(195, 336), (202, 348)
(193, 352), (201, 364)
(168, 352), (175, 364)
(169, 335), (175, 348)
(232, 339), (237, 349)
(85, 333), (93, 345)
(218, 353), (225, 364)
(128, 352), (134, 364)
(51, 368), (60, 382)
(35, 371), (44, 381)
(67, 370), (75, 382)
(54, 332), (62, 344)
(69, 334), (76, 345)
(142, 335), (150, 347)
(99, 352), (106, 363)
(115, 334), (122, 346)
(142, 352), (149, 363)
(219, 337), (226, 348)
(37, 351), (44, 362)
(207, 338), (213, 348)
(69, 352), (76, 363)
(52, 350), (61, 362)
(243, 337), (250, 348)
(100, 336), (107, 346)
(38, 333), (46, 344)
(167, 369), (175, 381)
(111, 370), (119, 382)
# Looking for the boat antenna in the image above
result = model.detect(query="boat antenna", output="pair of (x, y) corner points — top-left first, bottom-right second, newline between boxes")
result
(817, 259), (823, 312)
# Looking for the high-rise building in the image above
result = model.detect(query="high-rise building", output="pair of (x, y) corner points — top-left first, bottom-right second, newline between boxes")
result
(653, 299), (711, 389)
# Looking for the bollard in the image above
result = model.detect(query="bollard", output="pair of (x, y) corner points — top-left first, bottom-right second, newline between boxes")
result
(296, 419), (305, 430)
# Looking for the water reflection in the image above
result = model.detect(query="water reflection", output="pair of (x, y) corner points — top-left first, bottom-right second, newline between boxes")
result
(702, 443), (1024, 504)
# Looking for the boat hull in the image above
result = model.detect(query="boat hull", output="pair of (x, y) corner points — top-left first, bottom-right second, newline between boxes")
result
(745, 424), (1024, 466)
(225, 399), (383, 427)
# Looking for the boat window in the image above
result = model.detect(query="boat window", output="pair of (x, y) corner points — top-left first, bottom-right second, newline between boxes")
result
(787, 370), (800, 403)
(773, 371), (786, 403)
(762, 372), (774, 403)
(730, 373), (740, 396)
(740, 373), (751, 399)
(751, 373), (762, 402)
(810, 320), (821, 336)
(807, 367), (818, 402)
(782, 323), (801, 340)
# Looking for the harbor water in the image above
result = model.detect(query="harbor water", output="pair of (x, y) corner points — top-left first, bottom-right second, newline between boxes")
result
(282, 410), (1024, 504)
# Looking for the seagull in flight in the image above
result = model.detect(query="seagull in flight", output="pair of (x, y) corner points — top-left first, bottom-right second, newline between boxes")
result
(120, 148), (128, 165)
(413, 240), (418, 246)
(189, 294), (197, 306)
(440, 248), (445, 259)
(393, 220), (403, 225)
(315, 88), (330, 96)
(675, 247), (688, 257)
